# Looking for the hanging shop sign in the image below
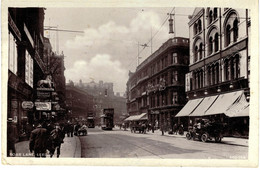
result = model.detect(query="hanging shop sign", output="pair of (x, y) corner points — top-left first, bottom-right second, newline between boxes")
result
(35, 102), (51, 111)
(37, 91), (51, 98)
(22, 101), (34, 109)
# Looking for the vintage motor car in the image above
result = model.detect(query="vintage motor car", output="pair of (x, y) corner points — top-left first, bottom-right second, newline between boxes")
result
(186, 121), (225, 142)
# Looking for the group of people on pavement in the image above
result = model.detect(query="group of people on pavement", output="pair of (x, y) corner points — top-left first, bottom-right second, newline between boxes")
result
(29, 120), (65, 158)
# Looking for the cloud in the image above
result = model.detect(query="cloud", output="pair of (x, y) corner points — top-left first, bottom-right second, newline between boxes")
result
(63, 10), (169, 93)
(65, 54), (128, 93)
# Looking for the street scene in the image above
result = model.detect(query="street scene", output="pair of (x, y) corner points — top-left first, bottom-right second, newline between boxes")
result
(4, 5), (253, 163)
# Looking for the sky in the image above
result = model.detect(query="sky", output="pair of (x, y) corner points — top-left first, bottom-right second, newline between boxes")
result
(44, 7), (194, 95)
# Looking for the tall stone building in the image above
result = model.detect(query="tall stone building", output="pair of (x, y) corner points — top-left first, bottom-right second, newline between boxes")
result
(8, 8), (46, 140)
(176, 8), (250, 136)
(126, 37), (189, 130)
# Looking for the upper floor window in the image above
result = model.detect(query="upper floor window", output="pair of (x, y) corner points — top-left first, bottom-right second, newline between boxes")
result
(225, 24), (231, 46)
(194, 23), (198, 35)
(209, 10), (213, 24)
(172, 70), (178, 83)
(233, 19), (239, 42)
(172, 53), (178, 64)
(194, 46), (198, 62)
(208, 36), (213, 55)
(224, 12), (239, 47)
(213, 8), (218, 20)
(199, 43), (203, 59)
(8, 33), (18, 75)
(198, 19), (202, 32)
(214, 33), (219, 52)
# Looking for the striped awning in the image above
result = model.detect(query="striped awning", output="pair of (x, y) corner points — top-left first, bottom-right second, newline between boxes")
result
(225, 92), (249, 117)
(205, 90), (245, 116)
(124, 113), (147, 121)
(175, 98), (203, 117)
(189, 95), (219, 117)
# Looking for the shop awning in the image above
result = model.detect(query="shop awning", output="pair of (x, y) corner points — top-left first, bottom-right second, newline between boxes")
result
(175, 98), (203, 117)
(225, 93), (249, 117)
(189, 95), (219, 117)
(204, 90), (244, 116)
(124, 113), (147, 121)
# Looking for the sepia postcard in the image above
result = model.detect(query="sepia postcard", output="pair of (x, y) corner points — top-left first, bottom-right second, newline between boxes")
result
(1, 0), (259, 167)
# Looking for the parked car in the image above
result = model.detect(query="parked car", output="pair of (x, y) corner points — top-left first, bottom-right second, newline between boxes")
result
(186, 121), (225, 143)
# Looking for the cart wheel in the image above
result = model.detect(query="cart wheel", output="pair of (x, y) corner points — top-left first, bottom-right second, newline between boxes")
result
(186, 132), (192, 140)
(201, 133), (208, 142)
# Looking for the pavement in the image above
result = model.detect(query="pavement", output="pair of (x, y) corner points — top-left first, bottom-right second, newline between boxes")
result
(14, 135), (81, 158)
(114, 127), (248, 147)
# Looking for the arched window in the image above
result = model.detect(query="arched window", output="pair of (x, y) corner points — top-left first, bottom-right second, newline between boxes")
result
(212, 65), (216, 84)
(209, 10), (213, 24)
(224, 59), (230, 81)
(230, 58), (234, 80)
(200, 70), (204, 88)
(194, 23), (197, 35)
(209, 37), (213, 55)
(198, 19), (202, 32)
(215, 63), (219, 83)
(199, 43), (203, 59)
(233, 19), (239, 42)
(226, 25), (231, 46)
(234, 55), (240, 79)
(214, 33), (219, 52)
(213, 8), (218, 20)
(194, 46), (198, 62)
(207, 66), (211, 86)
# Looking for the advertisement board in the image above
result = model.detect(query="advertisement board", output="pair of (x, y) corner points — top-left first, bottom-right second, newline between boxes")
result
(22, 101), (34, 109)
(35, 102), (51, 111)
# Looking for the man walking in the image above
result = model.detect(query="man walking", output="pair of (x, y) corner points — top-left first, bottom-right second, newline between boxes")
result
(29, 122), (48, 157)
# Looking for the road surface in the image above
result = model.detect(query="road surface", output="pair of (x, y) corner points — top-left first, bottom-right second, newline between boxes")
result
(79, 127), (248, 159)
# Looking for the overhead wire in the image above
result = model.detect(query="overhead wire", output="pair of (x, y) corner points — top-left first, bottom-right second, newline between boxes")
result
(127, 7), (175, 70)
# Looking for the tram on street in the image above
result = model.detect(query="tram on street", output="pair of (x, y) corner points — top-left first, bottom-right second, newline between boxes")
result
(100, 108), (114, 130)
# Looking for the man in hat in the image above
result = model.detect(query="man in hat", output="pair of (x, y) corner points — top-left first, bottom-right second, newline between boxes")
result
(29, 121), (48, 157)
(7, 118), (18, 157)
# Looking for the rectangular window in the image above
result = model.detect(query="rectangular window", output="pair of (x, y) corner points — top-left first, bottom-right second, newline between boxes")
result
(172, 70), (178, 83)
(8, 33), (18, 74)
(172, 53), (178, 64)
(172, 92), (178, 104)
(25, 50), (33, 88)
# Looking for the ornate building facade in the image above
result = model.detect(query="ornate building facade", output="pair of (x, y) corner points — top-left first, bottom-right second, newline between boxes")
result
(176, 8), (250, 136)
(126, 37), (189, 130)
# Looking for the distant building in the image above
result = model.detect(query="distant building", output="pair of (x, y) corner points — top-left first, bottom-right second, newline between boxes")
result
(66, 84), (94, 120)
(126, 37), (189, 130)
(75, 80), (127, 124)
(176, 8), (250, 136)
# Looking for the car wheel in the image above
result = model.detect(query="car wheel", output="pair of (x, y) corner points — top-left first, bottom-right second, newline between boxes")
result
(186, 132), (192, 140)
(215, 136), (222, 143)
(201, 133), (208, 142)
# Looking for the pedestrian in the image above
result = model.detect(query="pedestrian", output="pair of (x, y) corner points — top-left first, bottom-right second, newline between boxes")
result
(29, 121), (48, 157)
(49, 123), (64, 158)
(69, 123), (74, 137)
(173, 123), (178, 135)
(7, 118), (18, 157)
(161, 123), (165, 136)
